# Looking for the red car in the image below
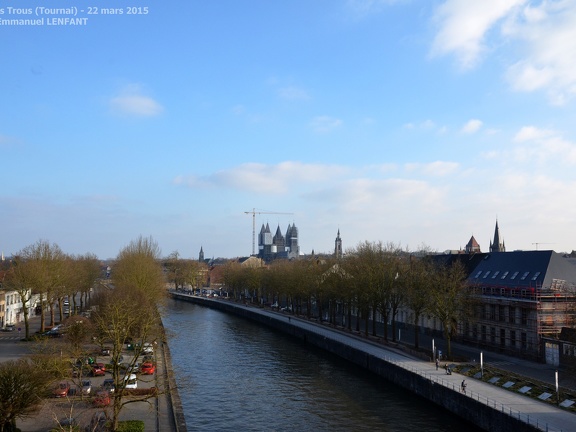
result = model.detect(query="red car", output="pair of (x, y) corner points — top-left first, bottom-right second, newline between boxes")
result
(140, 361), (156, 375)
(93, 390), (110, 407)
(91, 363), (106, 376)
(53, 382), (71, 398)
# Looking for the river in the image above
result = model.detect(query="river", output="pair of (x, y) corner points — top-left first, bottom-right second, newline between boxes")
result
(162, 299), (480, 432)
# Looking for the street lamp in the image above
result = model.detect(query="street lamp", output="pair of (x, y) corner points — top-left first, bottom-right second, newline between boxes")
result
(556, 370), (560, 406)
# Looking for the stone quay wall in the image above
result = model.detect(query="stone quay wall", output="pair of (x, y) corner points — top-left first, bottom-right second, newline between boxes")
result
(171, 293), (540, 432)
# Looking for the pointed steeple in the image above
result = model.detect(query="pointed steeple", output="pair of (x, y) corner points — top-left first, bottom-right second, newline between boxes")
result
(199, 246), (204, 262)
(489, 220), (505, 252)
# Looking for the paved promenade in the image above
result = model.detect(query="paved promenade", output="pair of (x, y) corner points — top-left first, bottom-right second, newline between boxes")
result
(173, 292), (576, 432)
(267, 307), (576, 432)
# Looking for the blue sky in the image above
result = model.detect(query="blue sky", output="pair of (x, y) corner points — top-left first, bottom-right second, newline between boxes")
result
(2, 0), (576, 259)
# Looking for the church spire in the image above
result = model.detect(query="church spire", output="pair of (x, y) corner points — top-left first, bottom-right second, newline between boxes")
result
(489, 220), (505, 252)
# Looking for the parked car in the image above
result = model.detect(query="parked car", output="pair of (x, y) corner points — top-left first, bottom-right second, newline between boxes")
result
(124, 374), (137, 389)
(81, 380), (92, 395)
(110, 355), (124, 366)
(2, 324), (15, 332)
(142, 343), (154, 355)
(93, 390), (110, 407)
(140, 361), (156, 375)
(102, 378), (115, 393)
(92, 363), (106, 376)
(53, 382), (71, 398)
(127, 362), (140, 374)
(100, 347), (111, 356)
(141, 354), (154, 363)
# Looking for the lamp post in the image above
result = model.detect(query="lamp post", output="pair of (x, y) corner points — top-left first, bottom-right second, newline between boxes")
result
(556, 370), (559, 406)
(480, 352), (484, 379)
(432, 338), (435, 361)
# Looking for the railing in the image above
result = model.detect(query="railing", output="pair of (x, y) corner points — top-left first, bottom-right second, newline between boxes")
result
(381, 355), (565, 432)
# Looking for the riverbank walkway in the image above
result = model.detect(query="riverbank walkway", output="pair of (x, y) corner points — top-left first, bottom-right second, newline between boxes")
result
(173, 292), (576, 432)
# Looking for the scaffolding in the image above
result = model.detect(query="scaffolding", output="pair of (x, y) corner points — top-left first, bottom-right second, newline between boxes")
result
(462, 283), (576, 361)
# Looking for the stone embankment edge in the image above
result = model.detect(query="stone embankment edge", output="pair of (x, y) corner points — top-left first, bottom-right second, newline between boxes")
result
(171, 293), (540, 432)
(159, 318), (188, 432)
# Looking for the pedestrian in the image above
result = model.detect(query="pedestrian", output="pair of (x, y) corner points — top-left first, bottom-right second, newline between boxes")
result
(461, 380), (467, 394)
(435, 358), (439, 370)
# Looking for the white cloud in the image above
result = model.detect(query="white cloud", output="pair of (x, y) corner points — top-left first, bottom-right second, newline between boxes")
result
(431, 0), (576, 104)
(430, 0), (526, 69)
(405, 161), (460, 177)
(278, 86), (310, 101)
(504, 1), (576, 104)
(461, 119), (483, 134)
(511, 126), (576, 164)
(310, 116), (343, 133)
(174, 161), (349, 194)
(109, 85), (163, 117)
(513, 125), (554, 142)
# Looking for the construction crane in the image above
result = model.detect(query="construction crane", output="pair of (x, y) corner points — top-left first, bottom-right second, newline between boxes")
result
(244, 208), (294, 255)
(532, 243), (555, 250)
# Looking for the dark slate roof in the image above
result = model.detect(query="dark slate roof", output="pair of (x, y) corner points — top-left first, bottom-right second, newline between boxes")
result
(467, 250), (576, 291)
(428, 252), (488, 277)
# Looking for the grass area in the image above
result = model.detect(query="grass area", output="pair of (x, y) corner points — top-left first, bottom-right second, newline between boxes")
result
(453, 363), (576, 412)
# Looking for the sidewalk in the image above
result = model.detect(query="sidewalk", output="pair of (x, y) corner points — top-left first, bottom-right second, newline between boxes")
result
(269, 307), (576, 432)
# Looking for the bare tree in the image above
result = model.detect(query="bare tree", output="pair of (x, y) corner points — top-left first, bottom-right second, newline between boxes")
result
(91, 236), (166, 432)
(4, 240), (66, 337)
(428, 260), (474, 359)
(0, 359), (53, 432)
(404, 255), (432, 349)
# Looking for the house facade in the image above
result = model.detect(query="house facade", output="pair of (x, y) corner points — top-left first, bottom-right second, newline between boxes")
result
(462, 250), (576, 361)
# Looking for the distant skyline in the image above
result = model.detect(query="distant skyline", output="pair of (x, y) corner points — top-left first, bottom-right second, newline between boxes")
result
(2, 1), (576, 259)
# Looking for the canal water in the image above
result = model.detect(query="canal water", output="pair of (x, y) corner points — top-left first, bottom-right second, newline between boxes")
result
(163, 299), (480, 432)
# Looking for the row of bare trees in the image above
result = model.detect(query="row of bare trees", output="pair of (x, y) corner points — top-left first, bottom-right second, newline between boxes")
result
(3, 240), (101, 339)
(222, 241), (475, 359)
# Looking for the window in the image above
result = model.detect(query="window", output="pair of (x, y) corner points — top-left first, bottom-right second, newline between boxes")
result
(491, 271), (500, 279)
(509, 306), (515, 324)
(563, 343), (576, 357)
(510, 331), (516, 348)
(520, 271), (530, 280)
(521, 333), (527, 350)
(482, 271), (491, 279)
(481, 325), (487, 341)
(500, 329), (506, 347)
(474, 270), (483, 278)
(490, 327), (496, 344)
(521, 308), (528, 325)
(531, 272), (541, 281)
(501, 271), (509, 279)
(511, 271), (519, 280)
(490, 305), (496, 320)
(499, 305), (505, 322)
